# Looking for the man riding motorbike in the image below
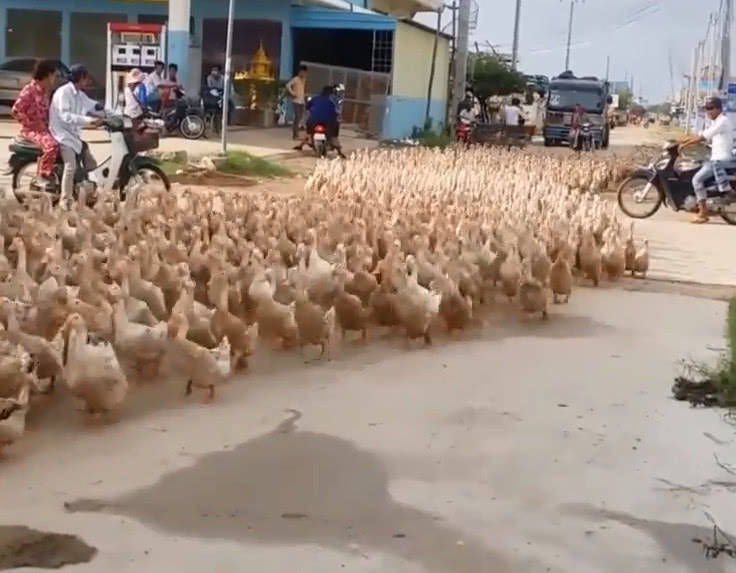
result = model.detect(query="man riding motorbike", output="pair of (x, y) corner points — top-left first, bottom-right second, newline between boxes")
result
(679, 96), (735, 224)
(569, 103), (586, 149)
(294, 85), (346, 159)
(11, 60), (59, 189)
(49, 64), (103, 207)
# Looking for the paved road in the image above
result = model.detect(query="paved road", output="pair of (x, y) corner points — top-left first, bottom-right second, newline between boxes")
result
(1, 289), (733, 573)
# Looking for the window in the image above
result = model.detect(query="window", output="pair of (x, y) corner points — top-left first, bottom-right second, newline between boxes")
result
(6, 9), (62, 59)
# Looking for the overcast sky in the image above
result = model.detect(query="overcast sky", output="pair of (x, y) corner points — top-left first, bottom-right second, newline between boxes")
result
(417, 0), (723, 103)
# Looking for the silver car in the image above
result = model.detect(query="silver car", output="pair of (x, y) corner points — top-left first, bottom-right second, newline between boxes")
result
(0, 58), (71, 107)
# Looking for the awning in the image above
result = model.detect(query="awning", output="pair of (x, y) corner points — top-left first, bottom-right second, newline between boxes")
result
(296, 0), (442, 16)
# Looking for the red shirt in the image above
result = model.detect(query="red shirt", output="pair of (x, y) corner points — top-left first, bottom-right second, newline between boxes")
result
(12, 79), (50, 136)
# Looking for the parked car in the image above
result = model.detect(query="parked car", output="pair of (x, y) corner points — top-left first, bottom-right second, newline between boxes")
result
(0, 58), (105, 108)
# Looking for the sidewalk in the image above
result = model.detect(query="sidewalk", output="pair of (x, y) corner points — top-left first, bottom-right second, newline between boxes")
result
(0, 119), (377, 163)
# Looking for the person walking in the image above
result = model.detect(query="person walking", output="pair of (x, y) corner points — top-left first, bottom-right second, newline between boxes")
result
(11, 60), (59, 189)
(287, 65), (308, 140)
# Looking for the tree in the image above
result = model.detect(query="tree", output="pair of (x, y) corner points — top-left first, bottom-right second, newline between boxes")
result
(617, 90), (632, 110)
(471, 53), (527, 98)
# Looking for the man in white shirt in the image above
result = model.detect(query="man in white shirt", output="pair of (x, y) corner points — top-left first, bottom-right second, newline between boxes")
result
(504, 97), (523, 126)
(680, 96), (734, 223)
(49, 64), (102, 205)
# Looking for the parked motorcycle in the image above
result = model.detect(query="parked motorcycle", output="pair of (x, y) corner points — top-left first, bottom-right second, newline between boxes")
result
(9, 114), (170, 204)
(159, 92), (205, 140)
(617, 141), (736, 224)
(202, 88), (224, 135)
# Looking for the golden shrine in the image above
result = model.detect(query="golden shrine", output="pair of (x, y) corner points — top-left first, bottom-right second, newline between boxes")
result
(234, 41), (275, 81)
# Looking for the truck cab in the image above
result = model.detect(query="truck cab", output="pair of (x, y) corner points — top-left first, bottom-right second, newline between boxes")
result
(543, 72), (612, 148)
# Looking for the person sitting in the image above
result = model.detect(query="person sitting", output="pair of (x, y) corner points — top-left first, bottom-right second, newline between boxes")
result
(11, 59), (60, 189)
(679, 96), (735, 224)
(294, 85), (345, 158)
(206, 65), (225, 90)
(49, 64), (103, 207)
(124, 68), (146, 120)
(144, 60), (165, 111)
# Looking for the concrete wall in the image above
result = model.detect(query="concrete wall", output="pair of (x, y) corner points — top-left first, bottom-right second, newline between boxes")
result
(392, 20), (449, 100)
(373, 94), (445, 140)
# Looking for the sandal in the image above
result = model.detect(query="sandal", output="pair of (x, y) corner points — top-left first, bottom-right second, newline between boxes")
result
(690, 214), (709, 224)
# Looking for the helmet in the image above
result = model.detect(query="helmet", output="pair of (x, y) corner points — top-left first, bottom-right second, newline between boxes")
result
(705, 96), (723, 110)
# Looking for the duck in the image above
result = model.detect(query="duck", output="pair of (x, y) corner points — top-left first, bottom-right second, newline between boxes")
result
(432, 276), (473, 334)
(63, 313), (128, 415)
(110, 286), (168, 379)
(633, 240), (649, 278)
(4, 300), (63, 391)
(500, 246), (521, 302)
(578, 230), (602, 287)
(549, 251), (573, 304)
(334, 267), (371, 341)
(624, 222), (636, 275)
(0, 382), (31, 455)
(519, 262), (548, 320)
(208, 270), (258, 369)
(167, 312), (231, 401)
(293, 288), (336, 361)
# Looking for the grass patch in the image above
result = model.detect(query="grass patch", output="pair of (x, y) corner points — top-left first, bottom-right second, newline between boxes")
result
(155, 151), (291, 178)
(218, 150), (291, 178)
(672, 297), (736, 407)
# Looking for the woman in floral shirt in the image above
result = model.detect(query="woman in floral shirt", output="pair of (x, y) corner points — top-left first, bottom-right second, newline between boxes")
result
(12, 60), (59, 187)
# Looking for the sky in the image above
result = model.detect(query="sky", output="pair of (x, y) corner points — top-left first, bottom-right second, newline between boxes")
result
(416, 0), (724, 103)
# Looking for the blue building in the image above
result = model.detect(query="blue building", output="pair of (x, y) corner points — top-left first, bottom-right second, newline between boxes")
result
(0, 0), (448, 139)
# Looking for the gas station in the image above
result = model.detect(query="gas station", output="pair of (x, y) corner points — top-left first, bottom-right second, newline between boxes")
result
(0, 0), (446, 140)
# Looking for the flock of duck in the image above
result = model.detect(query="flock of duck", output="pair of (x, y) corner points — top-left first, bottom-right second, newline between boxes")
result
(0, 146), (649, 454)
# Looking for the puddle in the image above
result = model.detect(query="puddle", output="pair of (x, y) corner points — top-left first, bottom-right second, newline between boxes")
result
(561, 503), (735, 571)
(66, 410), (517, 572)
(0, 525), (96, 570)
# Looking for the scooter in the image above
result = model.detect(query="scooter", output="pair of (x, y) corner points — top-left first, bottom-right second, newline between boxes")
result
(158, 91), (206, 140)
(8, 114), (170, 205)
(202, 88), (224, 135)
(455, 119), (474, 145)
(617, 141), (736, 225)
(311, 123), (329, 158)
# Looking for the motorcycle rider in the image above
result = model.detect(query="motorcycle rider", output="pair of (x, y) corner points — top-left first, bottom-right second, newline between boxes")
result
(294, 85), (346, 159)
(123, 68), (146, 121)
(49, 64), (103, 207)
(11, 59), (59, 189)
(679, 96), (734, 224)
(569, 103), (586, 149)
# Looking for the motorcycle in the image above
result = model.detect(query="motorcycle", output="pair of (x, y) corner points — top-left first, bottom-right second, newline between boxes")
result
(158, 91), (205, 140)
(572, 123), (594, 152)
(311, 123), (329, 158)
(455, 119), (474, 145)
(9, 114), (170, 205)
(617, 141), (736, 225)
(202, 87), (224, 135)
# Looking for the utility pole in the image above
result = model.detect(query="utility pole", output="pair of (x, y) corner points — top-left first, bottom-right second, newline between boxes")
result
(425, 7), (442, 124)
(511, 0), (522, 70)
(721, 0), (732, 90)
(686, 44), (699, 132)
(451, 0), (471, 126)
(668, 49), (675, 103)
(220, 0), (235, 154)
(605, 55), (610, 81)
(564, 0), (575, 71)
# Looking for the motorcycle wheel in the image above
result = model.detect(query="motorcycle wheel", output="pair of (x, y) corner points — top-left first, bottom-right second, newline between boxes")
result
(11, 159), (61, 206)
(180, 115), (205, 140)
(119, 164), (170, 202)
(617, 175), (663, 219)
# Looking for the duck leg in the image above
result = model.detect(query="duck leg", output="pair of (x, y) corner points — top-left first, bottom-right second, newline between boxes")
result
(184, 379), (193, 396)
